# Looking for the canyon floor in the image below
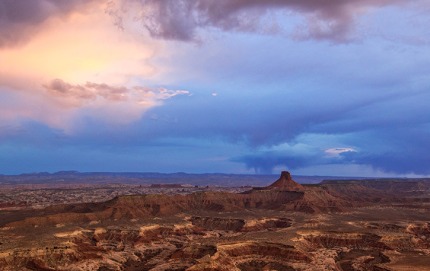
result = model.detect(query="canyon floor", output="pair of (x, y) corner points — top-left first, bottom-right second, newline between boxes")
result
(1, 172), (430, 271)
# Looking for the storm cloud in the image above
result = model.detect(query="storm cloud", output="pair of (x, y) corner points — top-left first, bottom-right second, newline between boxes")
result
(112, 0), (408, 41)
(1, 0), (424, 45)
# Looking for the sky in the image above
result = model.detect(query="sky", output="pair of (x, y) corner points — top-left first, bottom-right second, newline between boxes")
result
(1, 0), (430, 176)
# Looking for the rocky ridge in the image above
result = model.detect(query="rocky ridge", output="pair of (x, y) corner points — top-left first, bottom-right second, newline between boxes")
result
(1, 172), (430, 270)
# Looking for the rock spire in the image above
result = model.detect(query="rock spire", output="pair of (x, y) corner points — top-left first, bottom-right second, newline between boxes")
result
(267, 171), (304, 191)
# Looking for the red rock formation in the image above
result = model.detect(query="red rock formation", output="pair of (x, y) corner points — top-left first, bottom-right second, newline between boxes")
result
(267, 171), (304, 191)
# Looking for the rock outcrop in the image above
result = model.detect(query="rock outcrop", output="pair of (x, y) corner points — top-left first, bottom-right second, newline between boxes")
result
(5, 171), (401, 229)
(267, 171), (304, 191)
(2, 172), (430, 270)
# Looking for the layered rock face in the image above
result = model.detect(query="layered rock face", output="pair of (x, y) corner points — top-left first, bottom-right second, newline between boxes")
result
(5, 171), (429, 229)
(3, 213), (430, 270)
(4, 184), (306, 229)
(1, 172), (430, 270)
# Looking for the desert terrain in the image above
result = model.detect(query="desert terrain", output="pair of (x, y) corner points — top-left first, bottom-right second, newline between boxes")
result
(0, 171), (430, 271)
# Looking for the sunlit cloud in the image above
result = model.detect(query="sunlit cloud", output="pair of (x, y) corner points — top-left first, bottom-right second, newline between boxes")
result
(44, 79), (189, 106)
(0, 4), (156, 86)
(0, 1), (187, 132)
(325, 147), (357, 157)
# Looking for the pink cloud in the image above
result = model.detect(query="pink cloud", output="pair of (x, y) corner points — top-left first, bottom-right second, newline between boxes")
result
(44, 78), (189, 107)
(0, 79), (189, 134)
(0, 3), (188, 133)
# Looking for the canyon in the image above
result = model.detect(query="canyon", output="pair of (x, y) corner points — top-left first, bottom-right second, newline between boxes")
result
(1, 171), (430, 270)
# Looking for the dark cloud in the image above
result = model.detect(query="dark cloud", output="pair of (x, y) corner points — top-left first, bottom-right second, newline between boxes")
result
(0, 0), (412, 46)
(0, 0), (91, 47)
(139, 75), (430, 175)
(232, 152), (317, 174)
(133, 80), (405, 148)
(339, 127), (430, 175)
(233, 124), (430, 175)
(114, 0), (403, 42)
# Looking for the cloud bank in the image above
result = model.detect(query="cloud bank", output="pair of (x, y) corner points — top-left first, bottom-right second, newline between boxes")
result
(111, 0), (407, 42)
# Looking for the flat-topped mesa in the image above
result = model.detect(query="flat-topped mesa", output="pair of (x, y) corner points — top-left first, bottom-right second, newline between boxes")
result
(267, 171), (304, 191)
